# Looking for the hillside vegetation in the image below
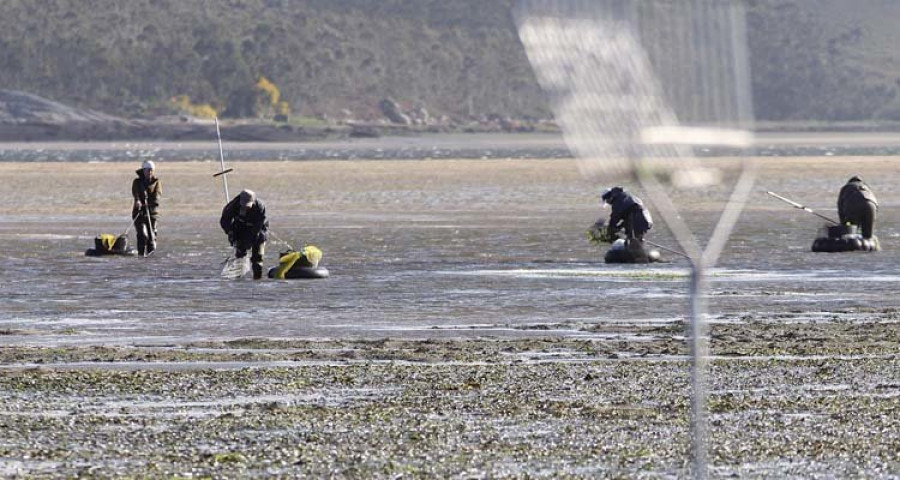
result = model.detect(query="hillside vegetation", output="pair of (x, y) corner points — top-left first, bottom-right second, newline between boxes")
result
(1, 0), (899, 123)
(745, 0), (900, 121)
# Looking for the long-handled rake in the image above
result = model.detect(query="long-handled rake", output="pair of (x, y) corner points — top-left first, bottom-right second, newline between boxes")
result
(121, 207), (140, 237)
(766, 191), (839, 225)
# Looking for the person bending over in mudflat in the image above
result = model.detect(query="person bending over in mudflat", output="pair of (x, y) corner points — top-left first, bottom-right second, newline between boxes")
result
(220, 189), (269, 279)
(593, 186), (654, 261)
(838, 176), (878, 240)
(132, 160), (161, 256)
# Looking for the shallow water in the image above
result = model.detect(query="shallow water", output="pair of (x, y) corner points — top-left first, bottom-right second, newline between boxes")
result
(1, 138), (899, 347)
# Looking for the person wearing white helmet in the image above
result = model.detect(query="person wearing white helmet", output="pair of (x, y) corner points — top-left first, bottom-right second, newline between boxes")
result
(220, 189), (269, 279)
(131, 160), (161, 256)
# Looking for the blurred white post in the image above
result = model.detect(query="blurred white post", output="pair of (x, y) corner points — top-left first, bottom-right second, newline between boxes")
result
(513, 1), (756, 478)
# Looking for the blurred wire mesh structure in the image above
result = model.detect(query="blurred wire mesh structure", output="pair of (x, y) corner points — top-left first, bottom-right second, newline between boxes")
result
(513, 1), (756, 478)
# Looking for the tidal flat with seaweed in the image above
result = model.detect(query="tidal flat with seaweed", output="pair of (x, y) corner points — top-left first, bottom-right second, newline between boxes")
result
(1, 334), (899, 479)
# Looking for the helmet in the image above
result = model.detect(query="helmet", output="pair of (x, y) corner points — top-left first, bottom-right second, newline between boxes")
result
(600, 186), (623, 203)
(141, 160), (156, 171)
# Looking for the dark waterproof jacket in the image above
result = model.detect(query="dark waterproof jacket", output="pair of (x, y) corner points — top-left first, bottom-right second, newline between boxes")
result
(131, 169), (161, 217)
(838, 178), (877, 224)
(220, 195), (269, 246)
(606, 190), (653, 239)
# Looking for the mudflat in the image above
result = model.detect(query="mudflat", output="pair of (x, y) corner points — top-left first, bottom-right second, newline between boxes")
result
(1, 156), (898, 478)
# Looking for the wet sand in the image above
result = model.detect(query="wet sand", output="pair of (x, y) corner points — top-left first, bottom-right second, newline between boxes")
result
(1, 156), (899, 478)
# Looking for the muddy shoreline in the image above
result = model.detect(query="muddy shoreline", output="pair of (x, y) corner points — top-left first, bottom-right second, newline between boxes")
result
(2, 154), (900, 478)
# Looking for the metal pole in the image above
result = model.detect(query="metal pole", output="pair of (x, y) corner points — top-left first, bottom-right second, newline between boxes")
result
(214, 117), (230, 203)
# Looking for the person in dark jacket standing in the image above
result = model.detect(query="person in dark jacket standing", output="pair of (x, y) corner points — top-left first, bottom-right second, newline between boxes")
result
(131, 160), (161, 256)
(220, 189), (269, 279)
(838, 176), (878, 240)
(592, 186), (654, 261)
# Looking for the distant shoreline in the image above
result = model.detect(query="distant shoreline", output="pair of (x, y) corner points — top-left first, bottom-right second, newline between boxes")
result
(5, 117), (900, 144)
(3, 131), (900, 162)
(0, 117), (559, 143)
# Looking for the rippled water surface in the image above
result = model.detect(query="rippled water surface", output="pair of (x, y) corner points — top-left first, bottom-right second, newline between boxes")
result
(1, 136), (899, 346)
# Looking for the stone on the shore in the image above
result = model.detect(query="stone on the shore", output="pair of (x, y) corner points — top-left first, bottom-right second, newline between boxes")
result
(379, 98), (412, 125)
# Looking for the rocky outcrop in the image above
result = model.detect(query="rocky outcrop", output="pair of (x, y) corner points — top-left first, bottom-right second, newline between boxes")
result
(0, 89), (132, 141)
(0, 90), (350, 142)
(379, 98), (412, 125)
(0, 90), (124, 124)
(0, 89), (557, 142)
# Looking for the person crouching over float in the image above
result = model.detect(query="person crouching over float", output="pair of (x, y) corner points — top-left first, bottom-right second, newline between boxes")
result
(587, 186), (660, 263)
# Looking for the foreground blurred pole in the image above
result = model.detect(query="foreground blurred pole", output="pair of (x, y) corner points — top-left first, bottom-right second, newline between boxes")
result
(689, 264), (709, 476)
(513, 1), (756, 478)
